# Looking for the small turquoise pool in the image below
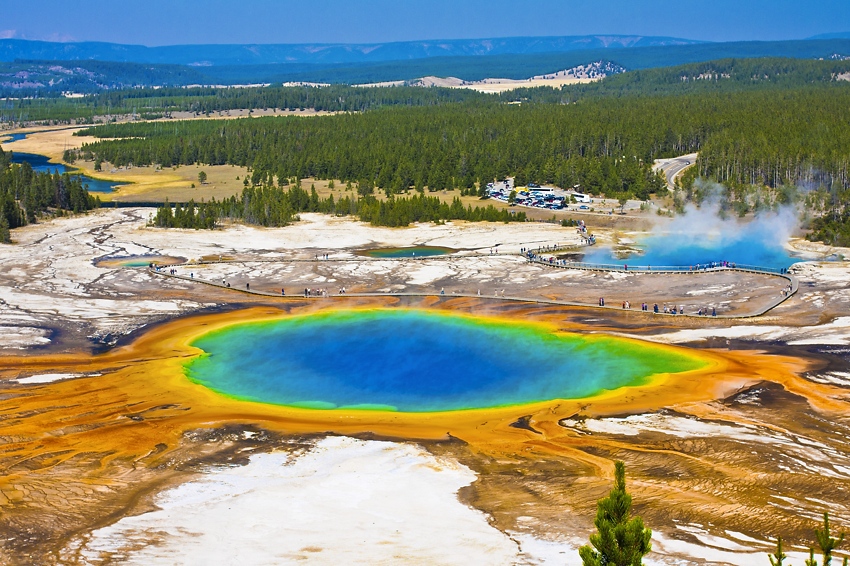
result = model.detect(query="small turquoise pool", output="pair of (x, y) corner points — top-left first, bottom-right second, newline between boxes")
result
(184, 309), (705, 412)
(96, 255), (184, 268)
(360, 246), (454, 258)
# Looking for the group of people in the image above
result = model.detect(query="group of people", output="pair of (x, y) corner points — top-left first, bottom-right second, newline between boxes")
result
(520, 243), (563, 261)
(577, 221), (596, 245)
(303, 288), (328, 297)
(596, 297), (718, 316)
(526, 250), (572, 267)
(691, 261), (736, 271)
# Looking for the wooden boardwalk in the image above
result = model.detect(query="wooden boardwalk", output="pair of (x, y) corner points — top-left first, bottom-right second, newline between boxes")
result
(149, 252), (799, 320)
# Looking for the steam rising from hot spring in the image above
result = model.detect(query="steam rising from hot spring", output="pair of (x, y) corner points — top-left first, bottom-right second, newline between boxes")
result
(583, 179), (802, 267)
(652, 197), (800, 254)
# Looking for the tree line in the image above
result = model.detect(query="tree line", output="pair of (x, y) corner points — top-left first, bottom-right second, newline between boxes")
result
(70, 100), (680, 200)
(0, 148), (101, 243)
(69, 86), (850, 199)
(2, 84), (488, 124)
(7, 56), (848, 124)
(558, 58), (850, 100)
(150, 185), (526, 230)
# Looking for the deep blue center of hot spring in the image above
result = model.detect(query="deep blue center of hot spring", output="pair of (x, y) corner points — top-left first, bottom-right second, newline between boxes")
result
(582, 232), (796, 268)
(185, 310), (704, 412)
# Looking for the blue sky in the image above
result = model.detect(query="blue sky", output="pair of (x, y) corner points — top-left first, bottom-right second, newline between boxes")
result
(1, 0), (848, 45)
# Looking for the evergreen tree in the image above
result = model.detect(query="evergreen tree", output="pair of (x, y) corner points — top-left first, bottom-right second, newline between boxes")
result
(813, 512), (845, 566)
(770, 536), (787, 566)
(579, 461), (652, 566)
(0, 215), (10, 244)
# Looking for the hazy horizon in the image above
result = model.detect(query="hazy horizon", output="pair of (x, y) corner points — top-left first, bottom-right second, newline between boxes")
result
(1, 0), (848, 47)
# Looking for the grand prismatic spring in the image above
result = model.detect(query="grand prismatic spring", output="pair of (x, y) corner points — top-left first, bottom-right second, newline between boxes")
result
(185, 309), (707, 412)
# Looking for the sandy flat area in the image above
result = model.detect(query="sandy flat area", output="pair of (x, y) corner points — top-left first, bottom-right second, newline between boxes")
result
(358, 74), (596, 94)
(356, 65), (604, 93)
(70, 437), (519, 565)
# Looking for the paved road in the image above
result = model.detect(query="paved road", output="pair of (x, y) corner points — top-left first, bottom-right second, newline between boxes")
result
(653, 153), (698, 190)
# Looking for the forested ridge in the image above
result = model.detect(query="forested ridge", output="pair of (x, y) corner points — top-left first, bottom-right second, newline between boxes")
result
(0, 148), (100, 243)
(71, 85), (850, 198)
(73, 102), (668, 199)
(2, 85), (488, 123)
(556, 57), (850, 99)
(5, 57), (849, 124)
(502, 58), (850, 105)
(3, 37), (848, 97)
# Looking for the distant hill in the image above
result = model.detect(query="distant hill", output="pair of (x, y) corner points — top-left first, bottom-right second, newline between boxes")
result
(0, 35), (702, 66)
(0, 60), (211, 94)
(3, 56), (850, 125)
(200, 38), (850, 85)
(808, 32), (850, 40)
(2, 37), (850, 96)
(561, 57), (850, 99)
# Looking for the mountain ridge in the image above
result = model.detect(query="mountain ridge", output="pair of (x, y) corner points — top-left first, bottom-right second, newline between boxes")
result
(3, 38), (849, 96)
(0, 35), (704, 67)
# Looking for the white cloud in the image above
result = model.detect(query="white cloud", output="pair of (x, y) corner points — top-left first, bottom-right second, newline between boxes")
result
(42, 32), (76, 42)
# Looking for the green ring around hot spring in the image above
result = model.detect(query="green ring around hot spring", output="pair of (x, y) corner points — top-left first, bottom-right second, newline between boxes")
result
(183, 309), (710, 413)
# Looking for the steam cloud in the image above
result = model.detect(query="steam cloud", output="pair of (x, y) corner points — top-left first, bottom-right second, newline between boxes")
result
(654, 192), (800, 254)
(584, 179), (801, 267)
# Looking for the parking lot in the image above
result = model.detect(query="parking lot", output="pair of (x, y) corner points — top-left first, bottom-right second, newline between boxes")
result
(484, 180), (642, 214)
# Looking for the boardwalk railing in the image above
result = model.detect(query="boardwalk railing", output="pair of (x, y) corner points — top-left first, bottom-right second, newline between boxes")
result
(527, 257), (789, 276)
(146, 251), (799, 319)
